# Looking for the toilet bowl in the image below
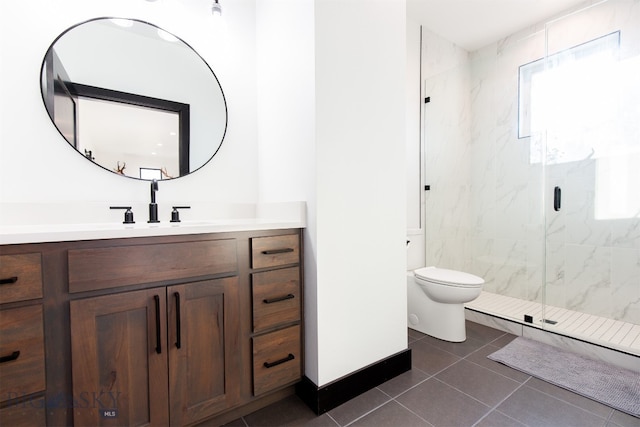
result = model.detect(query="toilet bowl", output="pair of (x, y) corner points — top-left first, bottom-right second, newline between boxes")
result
(407, 266), (484, 342)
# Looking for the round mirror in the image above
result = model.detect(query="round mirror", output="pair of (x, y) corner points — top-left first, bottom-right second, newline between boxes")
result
(40, 17), (227, 180)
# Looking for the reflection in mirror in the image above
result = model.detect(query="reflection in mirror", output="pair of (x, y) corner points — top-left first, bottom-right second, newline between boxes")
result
(40, 18), (227, 180)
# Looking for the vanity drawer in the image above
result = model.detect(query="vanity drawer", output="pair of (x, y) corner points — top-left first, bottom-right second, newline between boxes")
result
(0, 253), (43, 304)
(0, 305), (46, 403)
(252, 267), (300, 333)
(68, 239), (238, 293)
(251, 235), (299, 269)
(252, 325), (301, 396)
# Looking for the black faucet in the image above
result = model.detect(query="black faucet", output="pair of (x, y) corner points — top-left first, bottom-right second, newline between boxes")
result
(148, 180), (160, 223)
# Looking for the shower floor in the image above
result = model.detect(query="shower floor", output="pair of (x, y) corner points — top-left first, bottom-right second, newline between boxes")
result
(466, 291), (640, 356)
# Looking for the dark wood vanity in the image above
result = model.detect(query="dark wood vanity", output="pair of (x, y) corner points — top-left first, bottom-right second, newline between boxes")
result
(0, 228), (303, 426)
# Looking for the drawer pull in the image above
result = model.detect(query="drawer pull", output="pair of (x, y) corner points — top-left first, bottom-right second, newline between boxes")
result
(0, 350), (20, 364)
(174, 292), (182, 349)
(261, 248), (294, 255)
(263, 353), (295, 369)
(154, 295), (162, 354)
(0, 276), (18, 285)
(263, 294), (295, 304)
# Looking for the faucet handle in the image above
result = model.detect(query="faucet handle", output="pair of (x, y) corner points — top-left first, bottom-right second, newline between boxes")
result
(110, 206), (135, 224)
(170, 206), (191, 223)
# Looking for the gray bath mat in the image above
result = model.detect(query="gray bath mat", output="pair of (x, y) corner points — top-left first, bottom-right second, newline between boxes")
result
(488, 337), (640, 418)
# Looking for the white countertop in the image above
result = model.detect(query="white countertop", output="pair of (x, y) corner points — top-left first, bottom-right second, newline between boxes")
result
(0, 202), (306, 245)
(0, 218), (305, 245)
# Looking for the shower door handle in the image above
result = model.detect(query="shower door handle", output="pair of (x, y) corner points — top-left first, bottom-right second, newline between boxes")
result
(554, 186), (561, 211)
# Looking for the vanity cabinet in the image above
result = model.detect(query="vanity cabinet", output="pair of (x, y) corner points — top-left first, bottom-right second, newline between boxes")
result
(0, 253), (46, 427)
(0, 228), (303, 426)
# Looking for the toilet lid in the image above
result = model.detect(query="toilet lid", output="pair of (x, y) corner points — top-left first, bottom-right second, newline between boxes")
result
(415, 266), (484, 287)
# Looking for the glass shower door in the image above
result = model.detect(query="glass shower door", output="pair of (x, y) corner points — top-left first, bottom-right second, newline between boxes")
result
(541, 0), (640, 352)
(464, 17), (548, 326)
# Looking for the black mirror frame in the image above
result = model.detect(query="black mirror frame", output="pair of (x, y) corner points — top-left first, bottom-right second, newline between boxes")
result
(39, 17), (228, 181)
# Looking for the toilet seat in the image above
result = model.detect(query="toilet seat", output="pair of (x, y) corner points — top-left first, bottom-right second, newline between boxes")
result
(415, 266), (484, 287)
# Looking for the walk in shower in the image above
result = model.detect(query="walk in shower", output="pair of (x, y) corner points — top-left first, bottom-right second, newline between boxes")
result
(421, 0), (640, 355)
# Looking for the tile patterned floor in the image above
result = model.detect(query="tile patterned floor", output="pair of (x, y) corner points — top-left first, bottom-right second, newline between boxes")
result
(223, 321), (639, 427)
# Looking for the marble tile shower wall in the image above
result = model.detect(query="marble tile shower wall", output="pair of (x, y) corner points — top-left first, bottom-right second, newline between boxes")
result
(424, 0), (640, 325)
(467, 26), (547, 308)
(423, 29), (473, 274)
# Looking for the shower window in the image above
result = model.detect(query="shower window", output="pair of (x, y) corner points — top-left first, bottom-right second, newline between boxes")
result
(518, 31), (640, 219)
(518, 31), (621, 162)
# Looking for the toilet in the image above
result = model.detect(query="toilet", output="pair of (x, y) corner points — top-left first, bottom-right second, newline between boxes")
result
(407, 266), (484, 342)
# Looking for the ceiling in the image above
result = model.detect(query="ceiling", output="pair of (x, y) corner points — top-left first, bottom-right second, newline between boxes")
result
(407, 0), (590, 52)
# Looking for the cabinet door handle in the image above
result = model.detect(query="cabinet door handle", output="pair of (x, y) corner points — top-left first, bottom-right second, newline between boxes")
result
(0, 276), (18, 285)
(263, 353), (295, 368)
(263, 294), (295, 304)
(0, 351), (20, 364)
(261, 248), (294, 255)
(154, 295), (162, 354)
(174, 292), (181, 349)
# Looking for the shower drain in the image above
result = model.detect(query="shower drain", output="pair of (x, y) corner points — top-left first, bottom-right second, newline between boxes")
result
(523, 314), (558, 325)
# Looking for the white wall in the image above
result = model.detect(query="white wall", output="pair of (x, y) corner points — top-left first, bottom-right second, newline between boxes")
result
(312, 0), (407, 385)
(0, 0), (259, 221)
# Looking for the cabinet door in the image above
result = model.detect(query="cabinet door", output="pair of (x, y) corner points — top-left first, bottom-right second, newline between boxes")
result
(70, 289), (169, 426)
(168, 277), (241, 426)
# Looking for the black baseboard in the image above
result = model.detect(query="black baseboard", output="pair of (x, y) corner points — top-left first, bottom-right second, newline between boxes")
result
(296, 348), (411, 415)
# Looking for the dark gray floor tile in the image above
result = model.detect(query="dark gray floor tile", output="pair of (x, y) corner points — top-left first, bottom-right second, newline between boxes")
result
(419, 332), (488, 358)
(240, 324), (631, 427)
(497, 385), (608, 427)
(409, 339), (461, 375)
(607, 410), (640, 427)
(243, 395), (335, 427)
(491, 333), (519, 348)
(465, 343), (532, 382)
(377, 366), (429, 398)
(466, 320), (508, 344)
(475, 410), (527, 427)
(435, 359), (521, 406)
(396, 378), (491, 427)
(409, 328), (426, 341)
(525, 376), (614, 419)
(350, 400), (431, 427)
(327, 387), (390, 426)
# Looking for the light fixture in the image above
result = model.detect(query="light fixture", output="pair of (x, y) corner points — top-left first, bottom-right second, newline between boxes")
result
(211, 0), (222, 17)
(143, 0), (222, 20)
